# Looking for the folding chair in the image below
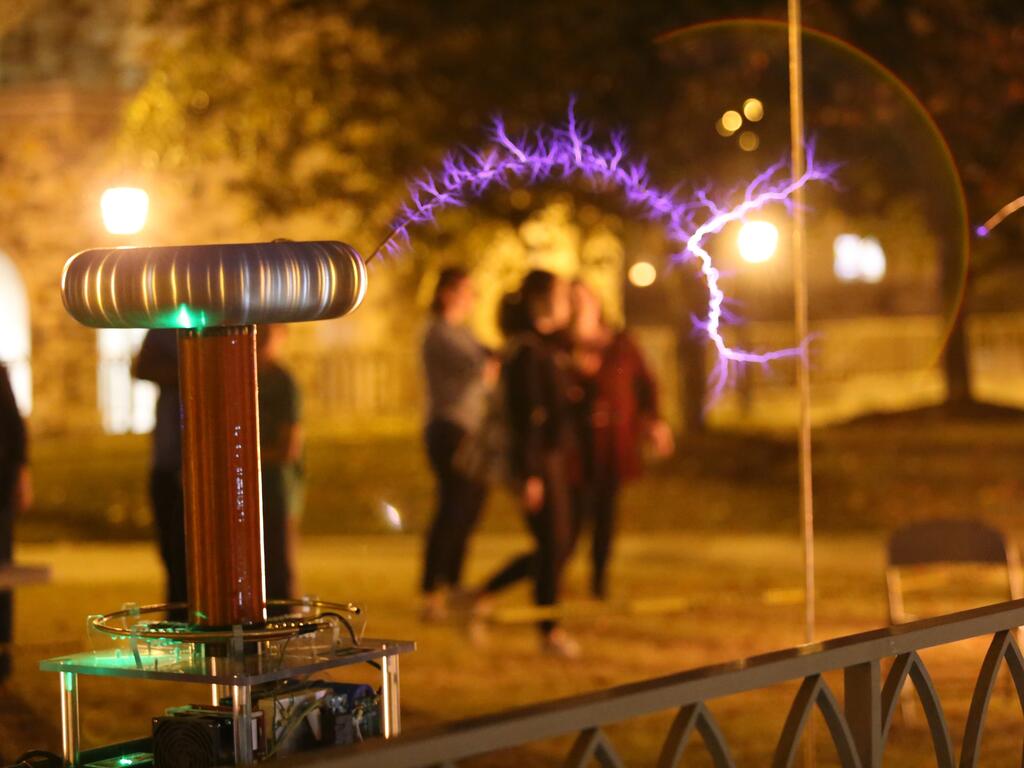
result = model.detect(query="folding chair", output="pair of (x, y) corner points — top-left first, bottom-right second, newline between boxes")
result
(886, 519), (1023, 723)
(887, 519), (1023, 625)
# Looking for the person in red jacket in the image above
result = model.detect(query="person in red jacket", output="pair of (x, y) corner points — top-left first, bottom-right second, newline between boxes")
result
(571, 281), (674, 599)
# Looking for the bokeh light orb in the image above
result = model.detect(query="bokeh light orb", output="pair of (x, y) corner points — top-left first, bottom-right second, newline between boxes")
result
(720, 110), (743, 134)
(743, 97), (765, 122)
(100, 187), (149, 235)
(628, 261), (657, 288)
(738, 130), (760, 152)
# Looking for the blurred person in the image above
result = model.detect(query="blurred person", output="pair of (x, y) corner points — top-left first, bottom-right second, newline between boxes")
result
(257, 324), (303, 608)
(421, 267), (496, 621)
(133, 329), (187, 619)
(0, 363), (29, 683)
(571, 281), (674, 599)
(473, 270), (583, 658)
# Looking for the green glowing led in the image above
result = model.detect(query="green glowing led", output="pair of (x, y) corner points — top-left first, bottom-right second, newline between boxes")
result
(172, 303), (207, 330)
(154, 303), (209, 329)
(118, 758), (133, 766)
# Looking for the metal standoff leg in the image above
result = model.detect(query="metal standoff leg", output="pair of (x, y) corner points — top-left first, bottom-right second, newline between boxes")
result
(380, 652), (401, 737)
(209, 656), (231, 707)
(232, 684), (254, 766)
(60, 671), (80, 766)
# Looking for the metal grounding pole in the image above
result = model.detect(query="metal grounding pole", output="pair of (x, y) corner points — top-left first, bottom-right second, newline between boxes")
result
(788, 4), (816, 765)
(786, 0), (811, 651)
(788, 0), (816, 648)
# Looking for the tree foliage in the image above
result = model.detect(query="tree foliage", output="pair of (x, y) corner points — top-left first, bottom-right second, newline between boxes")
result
(120, 0), (1024, 411)
(124, 1), (410, 227)
(123, 1), (1024, 261)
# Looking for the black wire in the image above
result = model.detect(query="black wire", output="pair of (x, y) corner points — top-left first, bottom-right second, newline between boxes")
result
(315, 612), (360, 646)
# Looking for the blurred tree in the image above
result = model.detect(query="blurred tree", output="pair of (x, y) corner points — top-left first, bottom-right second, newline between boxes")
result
(121, 0), (1024, 421)
(122, 0), (714, 427)
(123, 1), (407, 225)
(0, 0), (39, 36)
(806, 0), (1024, 404)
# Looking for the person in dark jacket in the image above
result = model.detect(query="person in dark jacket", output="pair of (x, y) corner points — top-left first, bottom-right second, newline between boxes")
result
(257, 324), (303, 608)
(420, 268), (496, 621)
(0, 363), (30, 683)
(133, 330), (186, 619)
(571, 281), (674, 599)
(473, 270), (582, 658)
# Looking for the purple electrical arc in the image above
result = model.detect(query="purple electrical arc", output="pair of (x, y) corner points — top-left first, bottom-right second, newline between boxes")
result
(375, 100), (836, 393)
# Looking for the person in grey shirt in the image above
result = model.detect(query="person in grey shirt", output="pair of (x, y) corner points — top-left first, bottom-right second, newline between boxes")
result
(421, 267), (496, 621)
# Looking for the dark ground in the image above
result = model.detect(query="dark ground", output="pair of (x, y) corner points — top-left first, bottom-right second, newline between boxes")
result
(2, 533), (1022, 765)
(5, 405), (1024, 764)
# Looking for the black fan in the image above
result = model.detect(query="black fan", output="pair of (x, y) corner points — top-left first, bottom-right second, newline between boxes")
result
(8, 752), (64, 768)
(152, 715), (232, 768)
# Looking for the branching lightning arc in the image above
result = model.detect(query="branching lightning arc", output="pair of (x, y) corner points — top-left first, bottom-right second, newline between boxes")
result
(375, 100), (836, 394)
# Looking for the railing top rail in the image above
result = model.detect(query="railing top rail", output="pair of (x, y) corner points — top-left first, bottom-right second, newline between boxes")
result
(287, 598), (1024, 768)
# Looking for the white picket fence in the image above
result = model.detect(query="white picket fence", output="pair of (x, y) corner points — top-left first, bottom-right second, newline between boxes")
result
(286, 313), (1024, 435)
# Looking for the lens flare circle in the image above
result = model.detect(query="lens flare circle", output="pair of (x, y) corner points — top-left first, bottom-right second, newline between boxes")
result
(657, 19), (969, 371)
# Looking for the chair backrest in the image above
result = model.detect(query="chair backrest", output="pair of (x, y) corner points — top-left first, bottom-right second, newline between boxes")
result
(888, 519), (1009, 568)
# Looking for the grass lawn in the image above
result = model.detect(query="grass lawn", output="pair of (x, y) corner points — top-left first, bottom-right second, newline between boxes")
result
(2, 532), (1023, 765)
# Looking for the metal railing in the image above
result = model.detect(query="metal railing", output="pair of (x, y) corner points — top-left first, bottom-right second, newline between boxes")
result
(285, 599), (1024, 768)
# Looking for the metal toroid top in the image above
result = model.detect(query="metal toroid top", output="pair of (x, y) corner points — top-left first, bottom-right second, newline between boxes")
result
(61, 240), (367, 329)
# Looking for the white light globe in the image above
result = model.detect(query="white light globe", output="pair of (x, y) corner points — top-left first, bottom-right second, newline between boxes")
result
(737, 220), (779, 264)
(100, 187), (149, 235)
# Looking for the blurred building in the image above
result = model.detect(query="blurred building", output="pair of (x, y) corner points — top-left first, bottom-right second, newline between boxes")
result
(0, 0), (148, 432)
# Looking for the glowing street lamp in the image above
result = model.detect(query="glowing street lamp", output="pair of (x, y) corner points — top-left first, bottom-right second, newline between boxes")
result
(737, 220), (779, 264)
(100, 187), (149, 235)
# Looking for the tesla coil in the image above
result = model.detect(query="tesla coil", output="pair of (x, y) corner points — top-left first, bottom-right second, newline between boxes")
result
(38, 241), (414, 767)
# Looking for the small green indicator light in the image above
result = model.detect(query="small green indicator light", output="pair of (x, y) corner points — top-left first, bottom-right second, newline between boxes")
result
(118, 758), (133, 766)
(160, 303), (209, 330)
(175, 304), (207, 329)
